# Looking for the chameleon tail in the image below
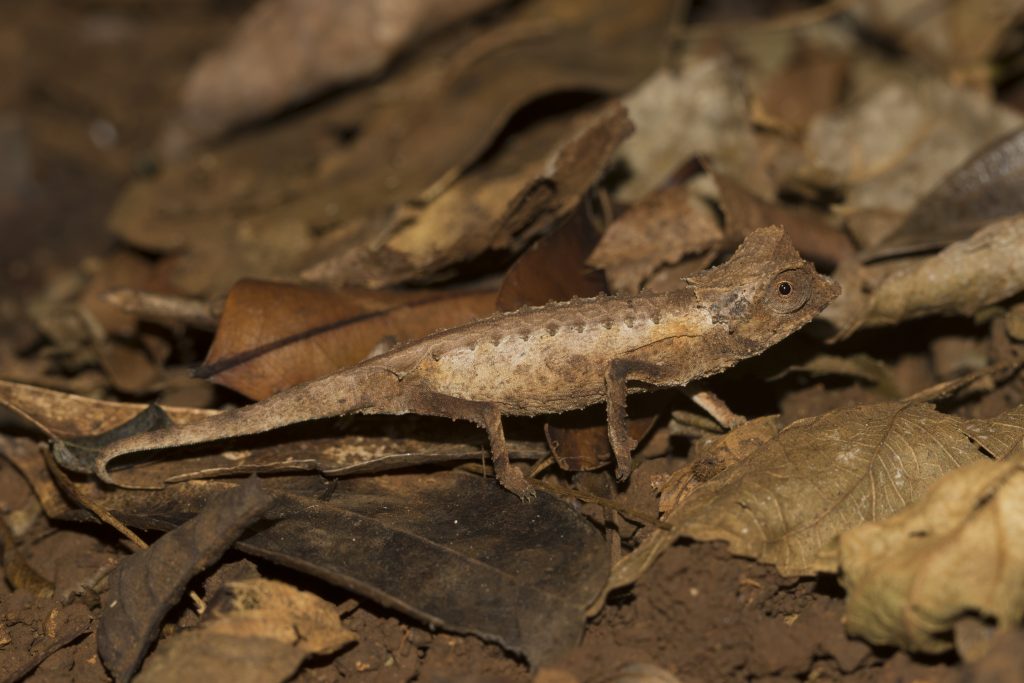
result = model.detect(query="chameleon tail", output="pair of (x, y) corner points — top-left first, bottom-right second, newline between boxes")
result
(95, 365), (397, 485)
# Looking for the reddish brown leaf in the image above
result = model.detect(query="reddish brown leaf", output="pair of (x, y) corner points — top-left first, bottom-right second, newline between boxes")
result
(199, 280), (495, 400)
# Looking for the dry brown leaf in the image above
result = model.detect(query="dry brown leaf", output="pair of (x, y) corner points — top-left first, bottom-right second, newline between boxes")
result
(616, 55), (771, 202)
(840, 451), (1024, 655)
(161, 0), (507, 157)
(200, 280), (495, 400)
(301, 102), (633, 288)
(586, 185), (722, 294)
(824, 216), (1024, 337)
(675, 402), (994, 576)
(801, 73), (1021, 227)
(109, 0), (673, 296)
(135, 578), (356, 683)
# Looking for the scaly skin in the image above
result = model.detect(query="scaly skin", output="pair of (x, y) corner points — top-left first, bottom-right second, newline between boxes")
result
(98, 226), (840, 498)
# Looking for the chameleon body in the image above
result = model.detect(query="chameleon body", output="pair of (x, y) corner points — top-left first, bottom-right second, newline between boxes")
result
(99, 226), (839, 498)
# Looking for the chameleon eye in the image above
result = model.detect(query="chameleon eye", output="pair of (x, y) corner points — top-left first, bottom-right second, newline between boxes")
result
(766, 269), (810, 313)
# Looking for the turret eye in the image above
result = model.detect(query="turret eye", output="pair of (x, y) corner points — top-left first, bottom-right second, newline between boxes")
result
(767, 270), (810, 313)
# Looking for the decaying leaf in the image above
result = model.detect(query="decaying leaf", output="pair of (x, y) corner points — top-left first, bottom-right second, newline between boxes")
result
(98, 477), (274, 682)
(840, 452), (1024, 655)
(825, 215), (1024, 337)
(675, 402), (997, 576)
(77, 472), (607, 665)
(495, 208), (606, 310)
(134, 578), (356, 683)
(868, 127), (1024, 259)
(602, 416), (782, 596)
(587, 184), (722, 294)
(301, 102), (634, 288)
(161, 0), (508, 157)
(200, 280), (494, 399)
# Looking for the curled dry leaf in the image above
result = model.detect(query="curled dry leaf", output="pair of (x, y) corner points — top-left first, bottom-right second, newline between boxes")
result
(98, 477), (274, 682)
(161, 0), (507, 157)
(840, 453), (1024, 655)
(868, 127), (1024, 259)
(586, 184), (722, 294)
(302, 102), (634, 289)
(825, 215), (1024, 337)
(603, 416), (781, 596)
(675, 402), (1001, 576)
(80, 472), (608, 665)
(200, 280), (495, 400)
(134, 578), (356, 683)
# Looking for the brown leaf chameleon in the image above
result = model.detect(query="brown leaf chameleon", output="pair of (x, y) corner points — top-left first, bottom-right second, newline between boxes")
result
(99, 226), (839, 498)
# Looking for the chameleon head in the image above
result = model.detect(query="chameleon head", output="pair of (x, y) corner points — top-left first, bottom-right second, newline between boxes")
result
(687, 225), (841, 347)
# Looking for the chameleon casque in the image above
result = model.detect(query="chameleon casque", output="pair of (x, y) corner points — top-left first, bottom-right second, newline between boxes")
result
(99, 226), (839, 498)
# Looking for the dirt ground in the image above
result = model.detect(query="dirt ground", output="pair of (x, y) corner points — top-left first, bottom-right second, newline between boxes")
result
(3, 1), (1024, 682)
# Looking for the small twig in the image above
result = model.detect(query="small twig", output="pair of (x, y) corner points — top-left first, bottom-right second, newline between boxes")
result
(102, 288), (220, 330)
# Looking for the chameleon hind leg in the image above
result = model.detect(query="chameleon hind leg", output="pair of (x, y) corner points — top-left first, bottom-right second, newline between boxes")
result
(396, 390), (534, 499)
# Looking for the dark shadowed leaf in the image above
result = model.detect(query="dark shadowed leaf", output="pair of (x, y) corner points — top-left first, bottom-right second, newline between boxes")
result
(80, 472), (607, 665)
(98, 477), (274, 682)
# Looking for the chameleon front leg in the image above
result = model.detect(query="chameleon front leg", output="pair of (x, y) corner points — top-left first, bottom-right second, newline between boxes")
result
(397, 390), (534, 499)
(604, 334), (730, 481)
(604, 358), (660, 481)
